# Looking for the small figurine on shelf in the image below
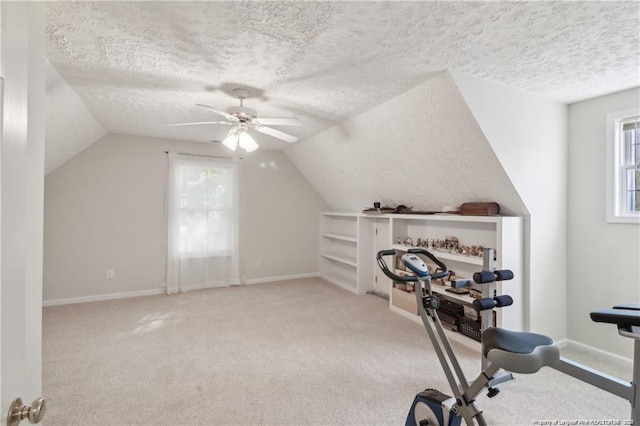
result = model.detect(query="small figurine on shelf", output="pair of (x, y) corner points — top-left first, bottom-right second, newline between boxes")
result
(396, 237), (403, 245)
(403, 237), (414, 247)
(469, 245), (485, 257)
(444, 236), (459, 252)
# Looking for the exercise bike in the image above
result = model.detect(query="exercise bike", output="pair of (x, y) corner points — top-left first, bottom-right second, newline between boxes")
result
(376, 247), (640, 425)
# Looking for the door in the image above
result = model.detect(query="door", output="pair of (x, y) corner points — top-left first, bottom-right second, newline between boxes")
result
(1, 2), (46, 424)
(373, 218), (391, 295)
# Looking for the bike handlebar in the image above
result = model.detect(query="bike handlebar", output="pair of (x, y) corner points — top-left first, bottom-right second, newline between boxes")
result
(376, 248), (449, 282)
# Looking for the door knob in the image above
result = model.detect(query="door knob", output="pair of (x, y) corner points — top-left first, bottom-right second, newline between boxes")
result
(7, 397), (46, 426)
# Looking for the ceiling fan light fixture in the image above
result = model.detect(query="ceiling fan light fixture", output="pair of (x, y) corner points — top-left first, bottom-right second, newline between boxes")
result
(173, 90), (301, 149)
(238, 129), (259, 152)
(222, 128), (239, 151)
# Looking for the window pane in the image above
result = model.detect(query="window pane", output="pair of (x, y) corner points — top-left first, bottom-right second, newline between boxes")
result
(627, 190), (640, 213)
(623, 128), (637, 166)
(626, 169), (640, 213)
(636, 170), (640, 212)
(176, 162), (235, 256)
(179, 165), (232, 210)
(178, 209), (231, 255)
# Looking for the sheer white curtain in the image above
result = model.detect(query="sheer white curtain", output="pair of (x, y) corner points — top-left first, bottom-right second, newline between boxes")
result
(165, 153), (241, 294)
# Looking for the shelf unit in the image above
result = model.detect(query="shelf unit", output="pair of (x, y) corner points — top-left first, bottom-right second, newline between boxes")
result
(319, 213), (361, 294)
(319, 212), (382, 295)
(319, 212), (524, 335)
(389, 214), (523, 332)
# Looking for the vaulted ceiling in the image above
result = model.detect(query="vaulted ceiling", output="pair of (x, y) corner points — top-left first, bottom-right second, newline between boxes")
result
(46, 1), (639, 173)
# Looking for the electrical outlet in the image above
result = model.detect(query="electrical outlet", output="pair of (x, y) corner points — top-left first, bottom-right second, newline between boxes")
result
(256, 259), (262, 267)
(106, 269), (114, 279)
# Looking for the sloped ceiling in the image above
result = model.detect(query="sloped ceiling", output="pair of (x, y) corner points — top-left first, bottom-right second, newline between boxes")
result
(45, 60), (107, 174)
(286, 71), (528, 215)
(45, 1), (639, 173)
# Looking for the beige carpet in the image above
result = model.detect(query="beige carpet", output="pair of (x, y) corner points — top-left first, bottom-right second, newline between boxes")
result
(43, 278), (633, 425)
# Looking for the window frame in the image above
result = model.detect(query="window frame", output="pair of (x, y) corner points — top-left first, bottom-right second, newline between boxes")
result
(606, 108), (640, 224)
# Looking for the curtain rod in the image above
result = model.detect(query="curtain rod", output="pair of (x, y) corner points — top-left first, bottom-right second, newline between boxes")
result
(164, 151), (242, 160)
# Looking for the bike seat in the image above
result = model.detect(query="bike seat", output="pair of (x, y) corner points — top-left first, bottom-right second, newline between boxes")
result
(482, 327), (559, 374)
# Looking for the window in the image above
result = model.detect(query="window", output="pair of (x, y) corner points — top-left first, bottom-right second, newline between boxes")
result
(607, 109), (640, 223)
(169, 155), (239, 258)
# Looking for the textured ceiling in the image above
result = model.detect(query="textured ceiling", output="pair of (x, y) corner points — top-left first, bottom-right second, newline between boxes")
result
(46, 1), (639, 168)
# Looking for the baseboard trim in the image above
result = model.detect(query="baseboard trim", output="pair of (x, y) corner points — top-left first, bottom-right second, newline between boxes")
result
(243, 272), (320, 285)
(563, 338), (633, 367)
(43, 288), (164, 307)
(43, 273), (320, 307)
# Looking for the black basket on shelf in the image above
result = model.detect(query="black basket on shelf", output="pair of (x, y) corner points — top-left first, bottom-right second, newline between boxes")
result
(435, 294), (464, 316)
(436, 311), (459, 331)
(459, 316), (482, 342)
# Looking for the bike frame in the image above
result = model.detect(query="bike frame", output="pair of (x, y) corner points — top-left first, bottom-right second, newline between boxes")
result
(414, 274), (498, 425)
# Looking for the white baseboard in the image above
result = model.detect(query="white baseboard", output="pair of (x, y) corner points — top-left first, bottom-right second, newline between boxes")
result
(562, 338), (633, 367)
(43, 273), (320, 307)
(243, 272), (320, 285)
(43, 288), (164, 307)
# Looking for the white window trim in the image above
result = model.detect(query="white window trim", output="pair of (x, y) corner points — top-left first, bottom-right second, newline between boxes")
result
(606, 107), (640, 224)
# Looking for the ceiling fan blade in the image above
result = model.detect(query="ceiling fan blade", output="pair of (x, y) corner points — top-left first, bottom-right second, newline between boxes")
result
(254, 117), (303, 126)
(166, 121), (233, 127)
(196, 103), (239, 122)
(255, 126), (298, 143)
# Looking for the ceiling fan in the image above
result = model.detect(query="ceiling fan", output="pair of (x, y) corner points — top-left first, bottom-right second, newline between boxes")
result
(167, 88), (303, 152)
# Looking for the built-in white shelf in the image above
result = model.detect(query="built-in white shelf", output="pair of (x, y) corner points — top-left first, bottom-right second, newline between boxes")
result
(319, 212), (524, 339)
(322, 232), (358, 243)
(319, 213), (362, 295)
(391, 244), (484, 266)
(321, 252), (358, 268)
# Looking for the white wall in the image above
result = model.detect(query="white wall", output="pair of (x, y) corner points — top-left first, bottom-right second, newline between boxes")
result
(43, 134), (329, 303)
(567, 88), (640, 359)
(286, 72), (527, 216)
(451, 71), (568, 342)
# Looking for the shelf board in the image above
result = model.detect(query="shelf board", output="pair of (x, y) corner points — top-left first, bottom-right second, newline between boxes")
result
(322, 232), (357, 243)
(321, 252), (358, 268)
(322, 271), (358, 294)
(389, 213), (502, 223)
(392, 245), (484, 266)
(321, 212), (359, 218)
(430, 285), (475, 306)
(392, 269), (475, 306)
